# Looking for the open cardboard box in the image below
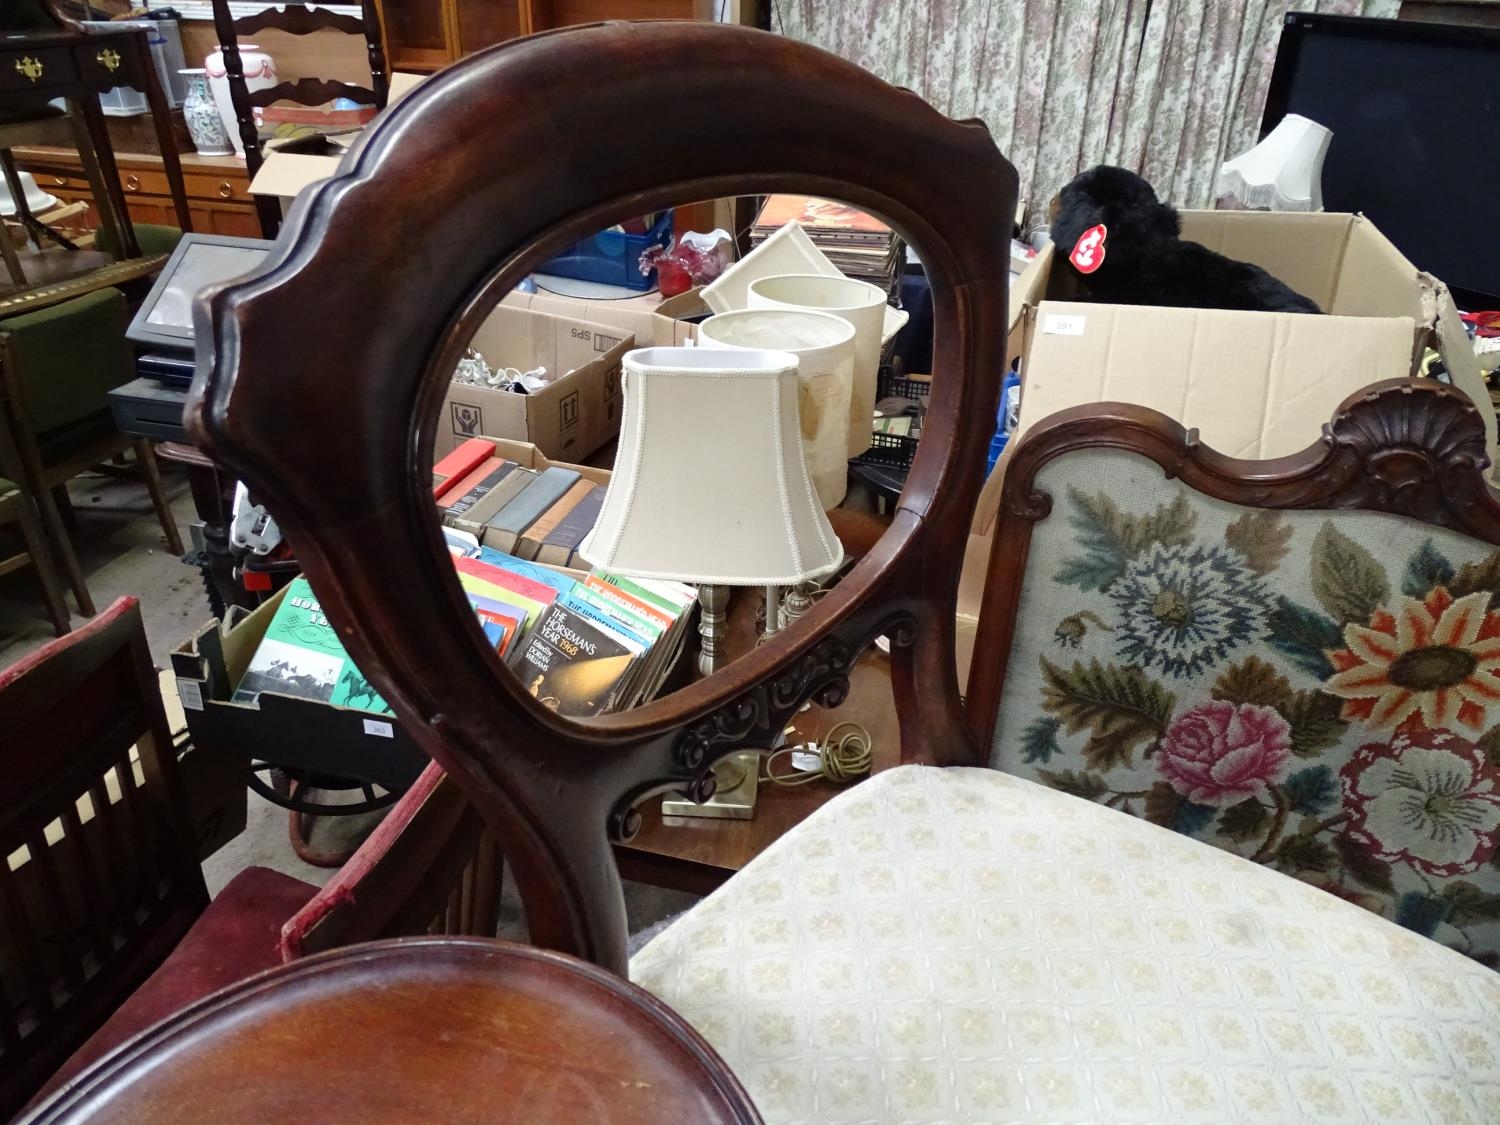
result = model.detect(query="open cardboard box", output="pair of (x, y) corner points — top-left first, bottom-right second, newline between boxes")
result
(436, 307), (632, 461)
(248, 71), (428, 214)
(954, 210), (1490, 687)
(502, 285), (703, 348)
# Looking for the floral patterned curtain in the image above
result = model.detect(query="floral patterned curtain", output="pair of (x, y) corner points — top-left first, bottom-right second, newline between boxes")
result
(772, 0), (1399, 224)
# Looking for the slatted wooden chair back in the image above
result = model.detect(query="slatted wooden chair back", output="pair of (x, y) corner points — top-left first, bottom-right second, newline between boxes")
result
(210, 0), (390, 236)
(0, 598), (207, 1119)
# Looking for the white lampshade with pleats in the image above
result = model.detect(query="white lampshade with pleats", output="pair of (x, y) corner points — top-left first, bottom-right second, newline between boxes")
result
(578, 347), (843, 586)
(698, 308), (856, 509)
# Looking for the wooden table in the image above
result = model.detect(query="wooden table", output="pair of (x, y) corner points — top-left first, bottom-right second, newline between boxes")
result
(613, 507), (901, 894)
(0, 24), (191, 289)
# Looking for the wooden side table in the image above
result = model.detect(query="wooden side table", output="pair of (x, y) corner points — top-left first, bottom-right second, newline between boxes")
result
(22, 937), (761, 1124)
(614, 506), (902, 894)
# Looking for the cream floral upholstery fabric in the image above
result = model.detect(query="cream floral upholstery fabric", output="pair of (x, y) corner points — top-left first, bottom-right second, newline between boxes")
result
(631, 765), (1500, 1125)
(989, 448), (1500, 965)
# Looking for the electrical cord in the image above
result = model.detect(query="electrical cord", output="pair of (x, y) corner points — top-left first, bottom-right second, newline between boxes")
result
(764, 722), (872, 787)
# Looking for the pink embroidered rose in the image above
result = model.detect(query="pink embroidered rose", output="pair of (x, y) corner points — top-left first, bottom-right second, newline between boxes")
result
(1157, 700), (1292, 805)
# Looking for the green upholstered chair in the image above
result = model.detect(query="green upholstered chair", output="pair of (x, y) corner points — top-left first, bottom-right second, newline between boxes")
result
(0, 287), (183, 617)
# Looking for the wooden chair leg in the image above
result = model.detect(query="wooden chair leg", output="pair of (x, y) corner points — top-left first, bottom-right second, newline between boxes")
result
(134, 438), (185, 556)
(15, 487), (71, 635)
(31, 470), (93, 617)
(51, 483), (77, 532)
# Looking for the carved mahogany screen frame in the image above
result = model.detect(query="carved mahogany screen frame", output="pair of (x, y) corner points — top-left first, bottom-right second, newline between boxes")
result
(188, 23), (1018, 974)
(965, 379), (1500, 750)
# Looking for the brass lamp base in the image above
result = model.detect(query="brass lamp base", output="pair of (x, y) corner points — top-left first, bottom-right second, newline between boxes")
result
(662, 751), (759, 820)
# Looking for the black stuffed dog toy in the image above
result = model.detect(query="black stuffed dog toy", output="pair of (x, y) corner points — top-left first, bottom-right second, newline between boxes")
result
(1051, 166), (1321, 314)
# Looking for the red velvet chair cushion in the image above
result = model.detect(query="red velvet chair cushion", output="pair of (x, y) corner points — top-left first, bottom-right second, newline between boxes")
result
(34, 866), (317, 1103)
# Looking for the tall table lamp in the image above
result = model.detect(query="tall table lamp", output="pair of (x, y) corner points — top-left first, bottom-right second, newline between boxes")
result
(578, 345), (844, 817)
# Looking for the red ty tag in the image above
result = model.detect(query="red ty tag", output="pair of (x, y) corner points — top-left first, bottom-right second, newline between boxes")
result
(1069, 224), (1108, 274)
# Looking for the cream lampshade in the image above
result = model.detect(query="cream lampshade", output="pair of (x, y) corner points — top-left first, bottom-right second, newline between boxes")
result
(697, 308), (856, 509)
(746, 273), (887, 456)
(578, 347), (843, 586)
(1216, 113), (1332, 212)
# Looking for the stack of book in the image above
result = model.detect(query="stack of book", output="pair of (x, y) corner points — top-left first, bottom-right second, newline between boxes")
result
(233, 547), (696, 722)
(433, 438), (604, 567)
(750, 194), (904, 295)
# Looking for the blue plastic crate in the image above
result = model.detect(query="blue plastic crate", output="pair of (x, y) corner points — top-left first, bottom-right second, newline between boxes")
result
(540, 211), (673, 291)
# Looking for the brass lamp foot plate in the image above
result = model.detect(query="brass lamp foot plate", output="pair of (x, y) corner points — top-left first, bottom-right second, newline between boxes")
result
(662, 751), (759, 821)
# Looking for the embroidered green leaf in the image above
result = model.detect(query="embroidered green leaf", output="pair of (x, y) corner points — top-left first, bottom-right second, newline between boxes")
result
(1218, 798), (1269, 842)
(1402, 538), (1456, 597)
(1037, 769), (1108, 801)
(1265, 597), (1343, 680)
(1335, 835), (1395, 894)
(1122, 493), (1197, 557)
(1039, 658), (1174, 772)
(1280, 690), (1348, 757)
(1281, 766), (1336, 815)
(1310, 523), (1390, 625)
(1144, 782), (1214, 836)
(1055, 489), (1197, 592)
(1211, 656), (1292, 709)
(1020, 717), (1063, 765)
(1272, 834), (1335, 874)
(1443, 880), (1500, 926)
(1395, 891), (1452, 937)
(1056, 488), (1130, 591)
(1449, 549), (1500, 610)
(1224, 511), (1292, 576)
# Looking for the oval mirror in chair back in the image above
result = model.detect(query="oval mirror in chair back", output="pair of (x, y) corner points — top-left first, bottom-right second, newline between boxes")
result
(187, 22), (1018, 974)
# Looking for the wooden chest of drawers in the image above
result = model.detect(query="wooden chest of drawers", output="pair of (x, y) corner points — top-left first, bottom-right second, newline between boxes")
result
(14, 145), (261, 238)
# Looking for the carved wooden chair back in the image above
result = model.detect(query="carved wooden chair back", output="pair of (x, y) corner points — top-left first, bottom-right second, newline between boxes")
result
(186, 21), (1017, 975)
(209, 0), (390, 237)
(967, 380), (1500, 966)
(0, 597), (208, 1119)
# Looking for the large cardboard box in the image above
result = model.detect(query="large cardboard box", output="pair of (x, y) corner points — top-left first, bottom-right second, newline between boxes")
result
(1010, 210), (1490, 460)
(501, 286), (702, 348)
(956, 210), (1490, 690)
(436, 306), (633, 462)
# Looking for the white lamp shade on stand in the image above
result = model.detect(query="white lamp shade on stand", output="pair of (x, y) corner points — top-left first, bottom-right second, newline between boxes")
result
(698, 308), (856, 509)
(578, 347), (843, 586)
(746, 274), (887, 456)
(1216, 113), (1332, 212)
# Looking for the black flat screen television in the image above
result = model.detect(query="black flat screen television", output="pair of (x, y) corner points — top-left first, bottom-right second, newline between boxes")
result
(1262, 12), (1500, 309)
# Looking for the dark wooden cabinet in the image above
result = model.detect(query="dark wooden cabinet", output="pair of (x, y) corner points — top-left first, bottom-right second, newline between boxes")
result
(14, 146), (260, 238)
(373, 0), (715, 72)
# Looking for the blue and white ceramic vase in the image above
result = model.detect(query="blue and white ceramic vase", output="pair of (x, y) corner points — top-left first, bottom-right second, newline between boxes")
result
(179, 68), (233, 157)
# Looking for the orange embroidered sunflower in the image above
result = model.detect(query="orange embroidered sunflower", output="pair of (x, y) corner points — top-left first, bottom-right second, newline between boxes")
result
(1325, 588), (1500, 731)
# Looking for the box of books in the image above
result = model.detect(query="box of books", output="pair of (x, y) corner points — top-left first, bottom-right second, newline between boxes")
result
(436, 306), (633, 462)
(435, 438), (614, 569)
(170, 583), (428, 795)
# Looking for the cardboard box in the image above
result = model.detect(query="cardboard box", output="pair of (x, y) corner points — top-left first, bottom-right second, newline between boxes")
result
(956, 209), (1490, 689)
(436, 307), (632, 461)
(483, 436), (614, 491)
(1010, 210), (1491, 460)
(248, 71), (427, 212)
(501, 285), (704, 349)
(171, 588), (429, 795)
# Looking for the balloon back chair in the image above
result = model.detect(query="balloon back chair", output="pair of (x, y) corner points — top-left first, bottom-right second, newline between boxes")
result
(24, 22), (1500, 1125)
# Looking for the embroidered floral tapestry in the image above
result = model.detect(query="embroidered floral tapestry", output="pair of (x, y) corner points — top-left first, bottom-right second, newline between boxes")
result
(991, 449), (1500, 965)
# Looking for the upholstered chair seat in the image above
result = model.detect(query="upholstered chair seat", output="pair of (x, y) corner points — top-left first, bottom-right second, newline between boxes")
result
(632, 765), (1500, 1125)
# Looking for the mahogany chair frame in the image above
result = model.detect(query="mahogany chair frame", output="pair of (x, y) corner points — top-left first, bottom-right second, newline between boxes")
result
(210, 0), (390, 238)
(187, 22), (1017, 975)
(963, 379), (1500, 749)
